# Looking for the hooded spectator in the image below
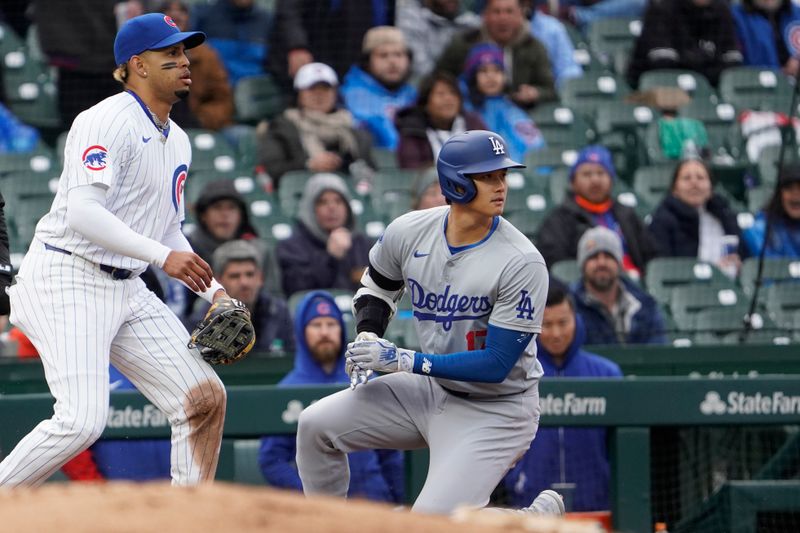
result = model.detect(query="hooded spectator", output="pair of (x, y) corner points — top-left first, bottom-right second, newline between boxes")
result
(504, 280), (622, 511)
(340, 26), (418, 150)
(258, 291), (404, 502)
(258, 62), (374, 187)
(412, 167), (448, 210)
(535, 145), (658, 273)
(276, 173), (372, 296)
(395, 71), (486, 169)
(461, 43), (545, 162)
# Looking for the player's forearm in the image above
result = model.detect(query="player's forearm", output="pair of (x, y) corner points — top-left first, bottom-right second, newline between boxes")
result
(67, 185), (171, 267)
(161, 221), (225, 303)
(410, 325), (533, 383)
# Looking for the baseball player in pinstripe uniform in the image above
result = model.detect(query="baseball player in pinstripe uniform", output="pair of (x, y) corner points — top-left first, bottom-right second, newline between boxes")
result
(296, 130), (565, 515)
(0, 14), (232, 486)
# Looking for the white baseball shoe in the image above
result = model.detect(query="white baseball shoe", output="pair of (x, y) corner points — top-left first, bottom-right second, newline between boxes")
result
(527, 489), (565, 516)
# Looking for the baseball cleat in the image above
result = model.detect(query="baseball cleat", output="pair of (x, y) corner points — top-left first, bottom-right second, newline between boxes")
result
(528, 489), (565, 516)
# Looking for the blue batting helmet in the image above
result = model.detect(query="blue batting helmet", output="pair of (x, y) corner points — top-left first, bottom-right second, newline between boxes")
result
(436, 130), (525, 203)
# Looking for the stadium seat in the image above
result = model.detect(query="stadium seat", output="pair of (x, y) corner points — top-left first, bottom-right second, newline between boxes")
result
(184, 129), (238, 172)
(0, 23), (23, 57)
(370, 169), (416, 202)
(550, 259), (580, 284)
(739, 257), (800, 297)
(691, 307), (785, 345)
(184, 169), (253, 208)
(232, 439), (266, 485)
(669, 285), (746, 330)
(2, 45), (61, 129)
(764, 283), (800, 328)
(6, 195), (54, 251)
(276, 170), (318, 216)
(505, 209), (548, 240)
(587, 17), (642, 71)
(1, 170), (59, 202)
(638, 69), (716, 104)
(633, 164), (676, 208)
(232, 125), (259, 172)
(746, 185), (773, 214)
(529, 104), (596, 148)
(233, 75), (285, 124)
(595, 101), (655, 180)
(679, 100), (740, 162)
(645, 257), (734, 304)
(0, 146), (57, 177)
(757, 144), (800, 186)
(718, 67), (793, 113)
(560, 73), (631, 120)
(524, 146), (579, 181)
(371, 148), (398, 169)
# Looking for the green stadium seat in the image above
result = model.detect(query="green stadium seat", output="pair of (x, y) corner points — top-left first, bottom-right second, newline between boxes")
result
(638, 69), (716, 104)
(587, 17), (642, 71)
(739, 257), (800, 297)
(504, 173), (549, 214)
(277, 170), (317, 215)
(551, 259), (580, 284)
(679, 100), (740, 162)
(371, 148), (398, 169)
(718, 67), (793, 112)
(233, 75), (285, 124)
(370, 169), (415, 204)
(0, 145), (57, 176)
(757, 144), (800, 186)
(645, 257), (734, 304)
(505, 209), (548, 240)
(529, 104), (596, 148)
(691, 307), (785, 345)
(2, 45), (61, 129)
(595, 101), (655, 180)
(233, 439), (267, 485)
(185, 129), (238, 172)
(746, 185), (773, 214)
(232, 125), (259, 172)
(6, 195), (54, 251)
(764, 284), (800, 328)
(524, 146), (579, 179)
(560, 73), (631, 120)
(184, 170), (253, 208)
(669, 285), (746, 330)
(0, 23), (23, 57)
(1, 171), (59, 202)
(633, 164), (676, 208)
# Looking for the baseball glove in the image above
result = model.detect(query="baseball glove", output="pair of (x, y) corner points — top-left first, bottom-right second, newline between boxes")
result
(188, 297), (256, 365)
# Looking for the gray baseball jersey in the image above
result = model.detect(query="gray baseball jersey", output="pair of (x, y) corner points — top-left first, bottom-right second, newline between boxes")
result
(370, 205), (547, 396)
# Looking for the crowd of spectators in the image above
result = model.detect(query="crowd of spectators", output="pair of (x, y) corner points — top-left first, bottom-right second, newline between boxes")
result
(3, 0), (800, 513)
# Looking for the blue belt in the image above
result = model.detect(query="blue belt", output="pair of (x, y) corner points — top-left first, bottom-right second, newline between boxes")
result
(44, 243), (135, 280)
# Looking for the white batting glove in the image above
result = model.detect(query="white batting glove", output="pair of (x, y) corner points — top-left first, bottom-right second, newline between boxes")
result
(345, 337), (415, 375)
(347, 332), (376, 389)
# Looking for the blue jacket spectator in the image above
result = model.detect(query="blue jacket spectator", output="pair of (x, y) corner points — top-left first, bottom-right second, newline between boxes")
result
(0, 102), (39, 153)
(743, 164), (800, 258)
(462, 43), (545, 162)
(192, 0), (271, 85)
(340, 27), (418, 150)
(572, 227), (667, 345)
(504, 282), (621, 511)
(258, 291), (404, 502)
(530, 11), (583, 89)
(732, 0), (800, 70)
(91, 367), (171, 480)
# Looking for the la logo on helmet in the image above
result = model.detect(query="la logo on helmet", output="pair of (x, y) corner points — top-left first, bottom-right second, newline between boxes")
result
(489, 136), (505, 155)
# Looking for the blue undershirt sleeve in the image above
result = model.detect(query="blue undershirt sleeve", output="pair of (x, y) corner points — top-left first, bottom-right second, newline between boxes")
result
(410, 324), (533, 383)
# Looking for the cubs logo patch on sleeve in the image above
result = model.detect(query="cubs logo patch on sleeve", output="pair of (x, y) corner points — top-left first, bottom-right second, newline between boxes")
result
(82, 145), (109, 171)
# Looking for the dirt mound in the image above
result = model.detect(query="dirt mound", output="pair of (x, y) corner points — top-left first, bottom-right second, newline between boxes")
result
(0, 482), (598, 533)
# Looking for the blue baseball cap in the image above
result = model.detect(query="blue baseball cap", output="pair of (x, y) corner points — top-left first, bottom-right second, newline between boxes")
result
(570, 145), (616, 181)
(114, 13), (206, 66)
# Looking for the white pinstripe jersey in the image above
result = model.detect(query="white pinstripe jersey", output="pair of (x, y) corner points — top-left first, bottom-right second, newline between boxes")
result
(370, 206), (549, 396)
(35, 90), (190, 273)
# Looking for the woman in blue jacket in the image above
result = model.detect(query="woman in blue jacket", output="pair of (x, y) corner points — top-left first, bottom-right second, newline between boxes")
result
(732, 0), (800, 73)
(744, 164), (800, 258)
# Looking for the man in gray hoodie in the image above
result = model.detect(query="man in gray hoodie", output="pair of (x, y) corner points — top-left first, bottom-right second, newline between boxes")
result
(276, 173), (372, 297)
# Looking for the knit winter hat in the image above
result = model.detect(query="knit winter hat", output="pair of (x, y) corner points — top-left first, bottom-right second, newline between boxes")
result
(570, 145), (616, 181)
(362, 26), (407, 54)
(301, 294), (344, 327)
(577, 226), (623, 271)
(463, 43), (504, 81)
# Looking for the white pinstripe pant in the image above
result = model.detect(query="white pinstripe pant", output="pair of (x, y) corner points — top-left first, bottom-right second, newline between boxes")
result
(0, 241), (227, 487)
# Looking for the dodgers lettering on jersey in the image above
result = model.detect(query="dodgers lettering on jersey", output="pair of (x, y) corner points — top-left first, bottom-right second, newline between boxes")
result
(34, 91), (191, 273)
(370, 206), (549, 396)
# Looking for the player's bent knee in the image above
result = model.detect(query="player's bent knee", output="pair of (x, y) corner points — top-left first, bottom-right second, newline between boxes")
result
(182, 379), (227, 434)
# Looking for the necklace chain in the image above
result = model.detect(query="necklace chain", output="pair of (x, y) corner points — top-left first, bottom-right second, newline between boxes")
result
(147, 107), (168, 133)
